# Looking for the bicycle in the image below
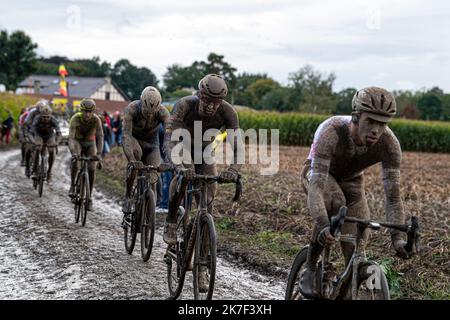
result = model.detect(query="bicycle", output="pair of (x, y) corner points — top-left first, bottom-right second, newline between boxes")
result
(71, 156), (100, 227)
(123, 163), (170, 262)
(164, 172), (242, 300)
(285, 206), (420, 300)
(32, 142), (56, 197)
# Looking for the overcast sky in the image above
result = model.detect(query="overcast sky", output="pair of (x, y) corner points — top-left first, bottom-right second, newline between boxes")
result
(1, 0), (449, 92)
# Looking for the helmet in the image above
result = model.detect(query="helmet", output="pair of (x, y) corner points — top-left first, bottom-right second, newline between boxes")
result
(40, 105), (53, 116)
(35, 99), (50, 111)
(140, 86), (161, 113)
(198, 74), (228, 100)
(352, 87), (396, 122)
(80, 98), (96, 112)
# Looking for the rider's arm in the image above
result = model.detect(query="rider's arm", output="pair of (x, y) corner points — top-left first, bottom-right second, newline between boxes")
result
(52, 117), (62, 140)
(307, 127), (339, 230)
(381, 132), (405, 241)
(164, 99), (189, 166)
(28, 116), (38, 144)
(23, 110), (35, 139)
(158, 107), (170, 163)
(94, 115), (104, 156)
(122, 103), (137, 162)
(68, 114), (79, 155)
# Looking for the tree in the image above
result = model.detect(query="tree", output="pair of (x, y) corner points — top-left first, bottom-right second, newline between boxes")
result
(0, 30), (37, 90)
(201, 53), (237, 103)
(163, 64), (203, 93)
(334, 88), (356, 115)
(234, 72), (268, 106)
(288, 65), (336, 114)
(111, 59), (158, 100)
(245, 78), (281, 109)
(67, 56), (110, 77)
(417, 89), (442, 120)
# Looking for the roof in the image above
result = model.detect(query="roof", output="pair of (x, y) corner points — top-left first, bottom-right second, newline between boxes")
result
(22, 93), (129, 114)
(18, 75), (129, 101)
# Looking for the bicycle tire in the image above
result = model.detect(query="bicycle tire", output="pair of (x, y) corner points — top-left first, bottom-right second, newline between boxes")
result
(193, 213), (217, 300)
(38, 153), (45, 197)
(166, 206), (188, 300)
(81, 172), (90, 227)
(74, 173), (81, 223)
(285, 246), (309, 300)
(354, 261), (390, 300)
(141, 189), (156, 262)
(124, 186), (138, 254)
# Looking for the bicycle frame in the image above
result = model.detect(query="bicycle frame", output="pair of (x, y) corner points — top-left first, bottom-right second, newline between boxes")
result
(319, 210), (419, 300)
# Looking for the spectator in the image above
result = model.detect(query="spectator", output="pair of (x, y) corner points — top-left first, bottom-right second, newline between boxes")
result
(111, 111), (123, 146)
(1, 111), (14, 144)
(103, 111), (111, 129)
(99, 113), (112, 156)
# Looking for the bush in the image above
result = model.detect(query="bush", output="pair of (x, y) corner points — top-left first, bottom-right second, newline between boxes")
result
(237, 110), (450, 153)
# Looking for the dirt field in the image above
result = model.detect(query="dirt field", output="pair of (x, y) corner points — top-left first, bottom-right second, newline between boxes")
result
(99, 145), (449, 299)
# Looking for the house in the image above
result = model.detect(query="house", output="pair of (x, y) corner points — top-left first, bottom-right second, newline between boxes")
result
(17, 75), (130, 113)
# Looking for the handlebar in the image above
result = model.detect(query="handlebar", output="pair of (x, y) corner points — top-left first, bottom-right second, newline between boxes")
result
(176, 171), (243, 202)
(72, 156), (101, 162)
(329, 206), (420, 254)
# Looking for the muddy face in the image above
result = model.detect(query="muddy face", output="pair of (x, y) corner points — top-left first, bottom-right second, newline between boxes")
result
(357, 112), (387, 146)
(82, 110), (94, 122)
(198, 95), (221, 118)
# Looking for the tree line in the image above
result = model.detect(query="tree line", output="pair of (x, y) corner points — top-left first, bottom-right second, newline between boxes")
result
(1, 29), (449, 120)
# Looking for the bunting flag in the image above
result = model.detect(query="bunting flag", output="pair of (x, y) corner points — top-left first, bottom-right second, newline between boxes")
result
(58, 64), (68, 97)
(59, 78), (68, 97)
(58, 65), (69, 77)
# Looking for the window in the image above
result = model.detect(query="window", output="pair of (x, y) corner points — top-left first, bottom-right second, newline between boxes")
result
(105, 92), (110, 100)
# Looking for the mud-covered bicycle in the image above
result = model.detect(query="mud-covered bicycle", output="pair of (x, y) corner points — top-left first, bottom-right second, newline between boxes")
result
(164, 172), (242, 300)
(285, 206), (420, 300)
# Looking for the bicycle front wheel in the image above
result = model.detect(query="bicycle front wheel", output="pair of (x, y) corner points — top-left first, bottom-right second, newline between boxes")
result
(38, 155), (45, 197)
(81, 172), (90, 227)
(124, 187), (138, 254)
(193, 213), (217, 300)
(141, 190), (156, 262)
(166, 206), (188, 300)
(353, 261), (390, 300)
(285, 246), (309, 300)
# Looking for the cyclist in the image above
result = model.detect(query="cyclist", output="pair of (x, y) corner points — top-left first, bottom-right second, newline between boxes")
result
(163, 74), (242, 290)
(68, 98), (104, 211)
(299, 87), (415, 298)
(121, 86), (170, 224)
(23, 100), (51, 177)
(29, 105), (61, 182)
(18, 106), (32, 166)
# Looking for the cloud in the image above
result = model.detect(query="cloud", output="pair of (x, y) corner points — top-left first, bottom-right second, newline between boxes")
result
(1, 0), (449, 91)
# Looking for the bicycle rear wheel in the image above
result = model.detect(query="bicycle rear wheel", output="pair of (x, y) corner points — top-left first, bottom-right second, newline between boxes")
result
(81, 172), (90, 227)
(124, 186), (138, 254)
(285, 246), (309, 300)
(141, 190), (156, 262)
(354, 261), (390, 300)
(166, 206), (188, 299)
(193, 213), (216, 300)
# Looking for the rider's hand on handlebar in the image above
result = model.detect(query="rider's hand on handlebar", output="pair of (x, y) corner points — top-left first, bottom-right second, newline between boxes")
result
(318, 226), (336, 246)
(130, 160), (143, 170)
(219, 168), (239, 182)
(91, 154), (102, 161)
(180, 167), (195, 180)
(393, 239), (412, 259)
